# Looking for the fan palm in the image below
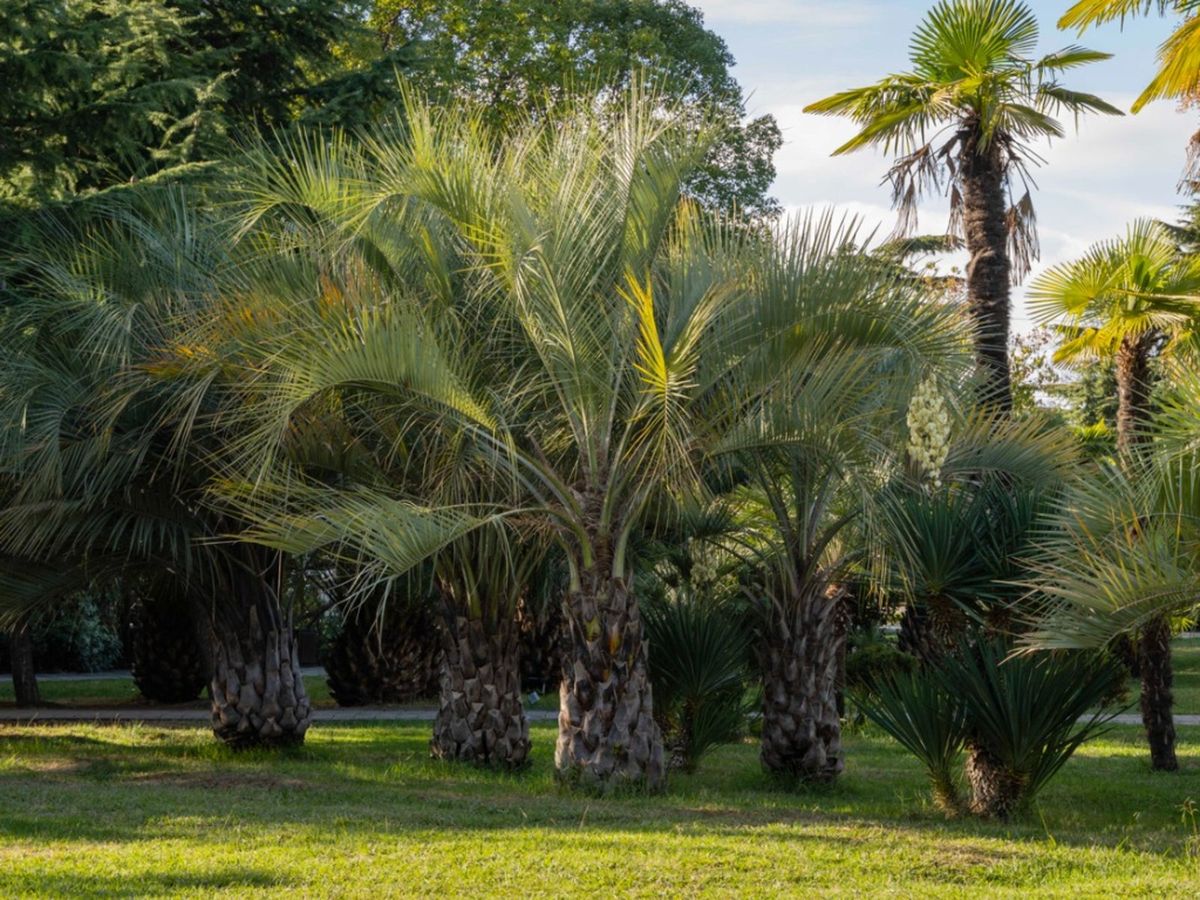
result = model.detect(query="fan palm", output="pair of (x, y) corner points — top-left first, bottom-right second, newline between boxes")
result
(0, 191), (313, 748)
(1028, 219), (1200, 456)
(805, 0), (1121, 411)
(1019, 428), (1200, 771)
(201, 90), (964, 791)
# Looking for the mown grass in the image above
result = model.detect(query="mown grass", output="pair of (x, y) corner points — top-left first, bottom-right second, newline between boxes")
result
(0, 721), (1198, 896)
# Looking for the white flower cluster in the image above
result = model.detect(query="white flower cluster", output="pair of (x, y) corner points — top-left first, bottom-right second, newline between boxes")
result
(906, 377), (951, 489)
(687, 538), (719, 589)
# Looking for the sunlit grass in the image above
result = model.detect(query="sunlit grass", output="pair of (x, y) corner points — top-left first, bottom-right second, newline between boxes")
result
(0, 722), (1198, 895)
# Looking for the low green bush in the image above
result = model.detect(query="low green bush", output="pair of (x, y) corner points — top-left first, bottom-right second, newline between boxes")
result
(853, 638), (1124, 818)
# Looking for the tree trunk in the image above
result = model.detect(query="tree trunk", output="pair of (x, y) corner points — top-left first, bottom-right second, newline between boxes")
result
(207, 566), (311, 750)
(965, 742), (1024, 819)
(1139, 614), (1178, 772)
(130, 593), (206, 704)
(325, 599), (440, 707)
(959, 129), (1013, 413)
(760, 585), (844, 783)
(1115, 331), (1157, 457)
(9, 623), (39, 707)
(517, 592), (565, 695)
(556, 566), (664, 793)
(431, 602), (528, 769)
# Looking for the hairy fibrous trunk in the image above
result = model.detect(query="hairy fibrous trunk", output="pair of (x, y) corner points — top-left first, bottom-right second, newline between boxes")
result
(760, 585), (844, 783)
(556, 566), (664, 793)
(1139, 614), (1178, 772)
(959, 129), (1013, 413)
(431, 602), (528, 769)
(1115, 331), (1157, 457)
(965, 742), (1024, 819)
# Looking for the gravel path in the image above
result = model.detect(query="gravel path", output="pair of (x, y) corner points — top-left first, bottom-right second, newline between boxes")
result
(0, 706), (559, 723)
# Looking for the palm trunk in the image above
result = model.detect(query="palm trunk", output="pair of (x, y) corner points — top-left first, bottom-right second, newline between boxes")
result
(9, 623), (39, 707)
(965, 742), (1024, 819)
(959, 129), (1013, 413)
(207, 563), (311, 749)
(1139, 614), (1178, 772)
(325, 600), (440, 706)
(760, 584), (844, 783)
(517, 593), (565, 695)
(556, 566), (664, 792)
(130, 593), (206, 704)
(431, 600), (528, 769)
(1115, 331), (1156, 457)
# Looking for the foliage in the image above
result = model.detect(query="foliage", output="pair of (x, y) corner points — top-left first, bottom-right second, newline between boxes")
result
(643, 590), (752, 772)
(25, 594), (124, 674)
(804, 0), (1120, 278)
(369, 0), (782, 216)
(0, 0), (408, 206)
(855, 640), (1124, 816)
(1060, 1), (1200, 115)
(1028, 219), (1200, 364)
(844, 628), (917, 695)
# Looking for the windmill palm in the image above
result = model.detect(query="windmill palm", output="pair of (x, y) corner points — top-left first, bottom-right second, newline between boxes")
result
(1029, 219), (1200, 456)
(0, 192), (313, 748)
(202, 91), (964, 790)
(805, 0), (1121, 411)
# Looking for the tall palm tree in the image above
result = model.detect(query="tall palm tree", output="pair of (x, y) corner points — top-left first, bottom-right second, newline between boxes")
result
(1029, 219), (1200, 456)
(0, 192), (313, 748)
(205, 91), (963, 791)
(806, 0), (1121, 411)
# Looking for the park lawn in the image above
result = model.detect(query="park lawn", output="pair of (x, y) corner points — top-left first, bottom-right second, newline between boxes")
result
(0, 722), (1198, 897)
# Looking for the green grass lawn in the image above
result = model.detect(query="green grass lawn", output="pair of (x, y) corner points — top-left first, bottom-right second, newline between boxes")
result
(0, 721), (1198, 896)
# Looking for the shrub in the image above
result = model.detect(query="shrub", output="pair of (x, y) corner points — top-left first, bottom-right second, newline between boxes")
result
(853, 639), (1124, 818)
(644, 592), (752, 773)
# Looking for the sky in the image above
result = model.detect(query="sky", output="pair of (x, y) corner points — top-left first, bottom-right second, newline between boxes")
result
(689, 0), (1194, 331)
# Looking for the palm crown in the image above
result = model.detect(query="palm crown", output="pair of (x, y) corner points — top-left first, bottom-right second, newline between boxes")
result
(1028, 218), (1200, 362)
(805, 0), (1120, 276)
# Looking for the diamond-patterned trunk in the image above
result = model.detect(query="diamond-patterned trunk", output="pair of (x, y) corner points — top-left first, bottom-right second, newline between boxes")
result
(760, 584), (844, 783)
(555, 568), (664, 792)
(431, 603), (528, 769)
(207, 577), (311, 749)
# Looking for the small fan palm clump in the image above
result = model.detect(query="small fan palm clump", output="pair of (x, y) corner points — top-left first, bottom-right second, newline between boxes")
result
(643, 538), (752, 773)
(855, 640), (1123, 819)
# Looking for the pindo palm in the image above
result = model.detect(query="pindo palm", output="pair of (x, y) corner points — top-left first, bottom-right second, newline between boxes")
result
(805, 0), (1121, 411)
(199, 88), (963, 791)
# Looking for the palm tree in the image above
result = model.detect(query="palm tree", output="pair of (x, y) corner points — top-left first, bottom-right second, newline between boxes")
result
(0, 192), (313, 748)
(805, 0), (1121, 411)
(203, 91), (962, 791)
(1028, 219), (1200, 456)
(1021, 453), (1198, 770)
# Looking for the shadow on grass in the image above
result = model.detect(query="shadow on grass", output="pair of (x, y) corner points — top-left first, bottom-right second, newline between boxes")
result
(0, 721), (1195, 859)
